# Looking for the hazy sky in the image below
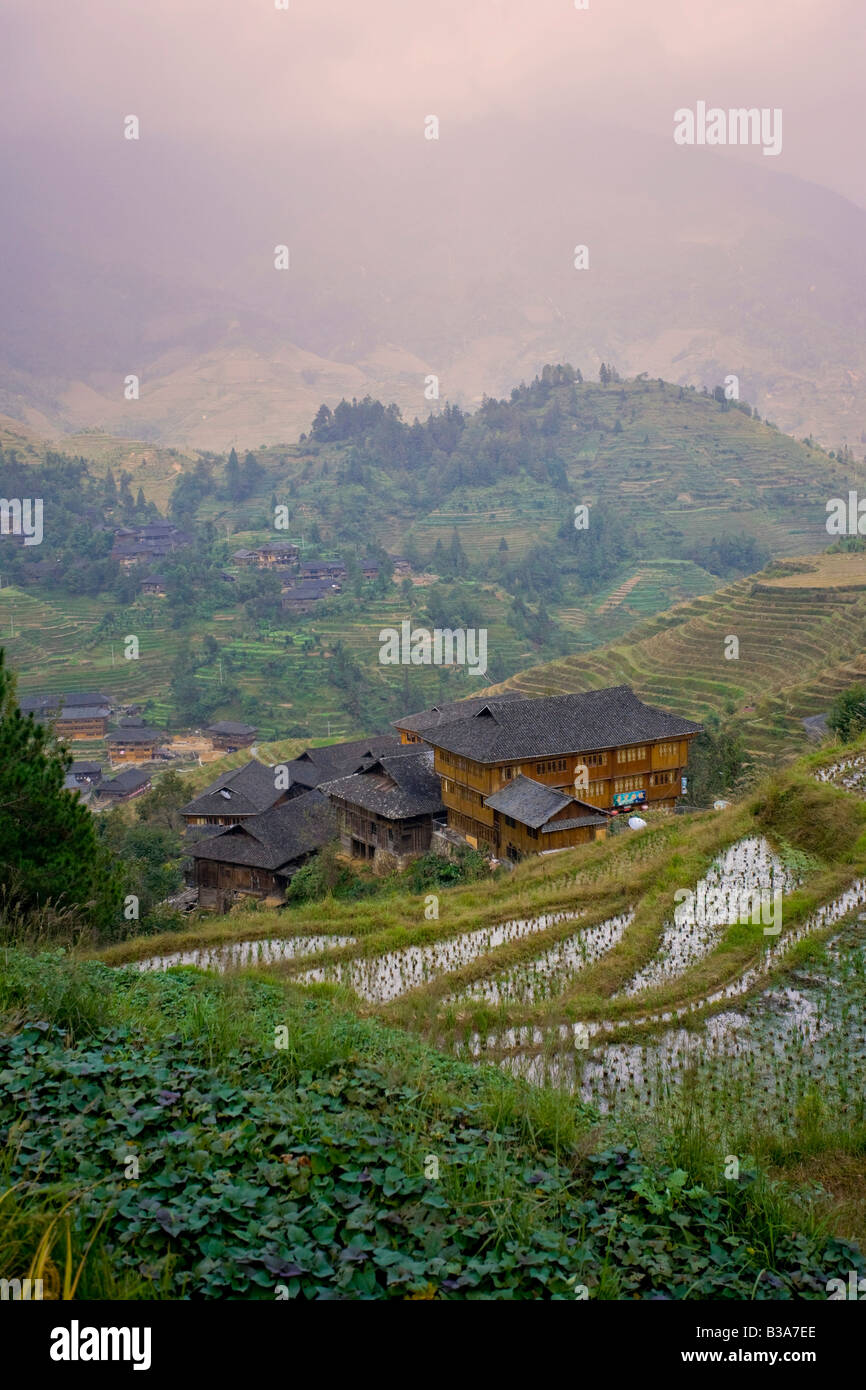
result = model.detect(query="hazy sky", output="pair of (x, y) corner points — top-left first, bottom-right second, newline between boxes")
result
(3, 0), (865, 208)
(2, 0), (863, 451)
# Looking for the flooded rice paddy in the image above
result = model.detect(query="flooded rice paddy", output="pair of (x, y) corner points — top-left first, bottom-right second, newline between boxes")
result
(443, 912), (633, 1007)
(296, 910), (585, 1003)
(620, 837), (796, 997)
(134, 935), (356, 973)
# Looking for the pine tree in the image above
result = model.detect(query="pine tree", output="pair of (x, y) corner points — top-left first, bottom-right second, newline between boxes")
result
(0, 651), (122, 935)
(225, 448), (241, 500)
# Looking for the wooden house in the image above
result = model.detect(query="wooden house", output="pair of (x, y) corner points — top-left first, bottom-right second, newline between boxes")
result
(140, 574), (167, 596)
(97, 768), (153, 802)
(190, 790), (335, 910)
(206, 720), (257, 751)
(278, 735), (404, 793)
(419, 686), (702, 851)
(321, 749), (444, 870)
(19, 691), (112, 740)
(297, 561), (346, 581)
(106, 725), (166, 764)
(112, 524), (190, 568)
(69, 760), (103, 787)
(483, 775), (609, 859)
(281, 578), (342, 612)
(255, 541), (300, 569)
(181, 758), (287, 832)
(55, 699), (111, 740)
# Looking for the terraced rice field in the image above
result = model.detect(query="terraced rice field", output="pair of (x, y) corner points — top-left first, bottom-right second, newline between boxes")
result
(618, 837), (796, 997)
(297, 909), (585, 1003)
(0, 586), (185, 706)
(443, 911), (633, 1007)
(505, 914), (866, 1130)
(486, 553), (866, 769)
(136, 935), (356, 973)
(99, 747), (866, 1145)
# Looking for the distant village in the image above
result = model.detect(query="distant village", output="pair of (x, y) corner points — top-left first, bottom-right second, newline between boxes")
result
(101, 520), (410, 612)
(27, 681), (701, 913)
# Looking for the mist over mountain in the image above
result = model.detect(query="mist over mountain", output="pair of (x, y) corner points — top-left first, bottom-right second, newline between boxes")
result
(1, 0), (864, 451)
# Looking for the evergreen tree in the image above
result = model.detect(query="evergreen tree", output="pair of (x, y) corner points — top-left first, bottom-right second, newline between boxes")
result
(0, 650), (122, 935)
(225, 448), (241, 501)
(448, 527), (469, 577)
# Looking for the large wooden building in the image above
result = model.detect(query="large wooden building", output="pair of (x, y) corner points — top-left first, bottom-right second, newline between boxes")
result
(206, 720), (257, 751)
(414, 686), (702, 852)
(106, 725), (166, 764)
(321, 749), (445, 870)
(20, 691), (112, 740)
(190, 790), (335, 910)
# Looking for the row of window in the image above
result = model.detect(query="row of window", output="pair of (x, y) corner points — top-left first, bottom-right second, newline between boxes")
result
(440, 752), (473, 773)
(613, 776), (645, 793)
(536, 758), (567, 774)
(616, 745), (647, 763)
(649, 771), (674, 786)
(442, 778), (485, 806)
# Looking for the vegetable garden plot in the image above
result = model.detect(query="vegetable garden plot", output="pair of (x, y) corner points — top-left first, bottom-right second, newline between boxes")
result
(296, 909), (584, 1004)
(443, 912), (633, 1008)
(135, 935), (356, 973)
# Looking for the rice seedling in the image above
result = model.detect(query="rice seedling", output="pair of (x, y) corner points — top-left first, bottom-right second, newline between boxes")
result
(296, 909), (585, 1003)
(620, 837), (796, 997)
(133, 935), (356, 974)
(443, 912), (634, 1007)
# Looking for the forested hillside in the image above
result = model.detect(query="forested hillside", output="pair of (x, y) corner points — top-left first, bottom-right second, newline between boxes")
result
(0, 369), (860, 742)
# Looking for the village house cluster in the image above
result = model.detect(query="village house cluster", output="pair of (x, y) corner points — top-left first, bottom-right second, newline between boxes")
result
(107, 524), (397, 606)
(19, 688), (258, 803)
(229, 545), (388, 613)
(175, 686), (701, 911)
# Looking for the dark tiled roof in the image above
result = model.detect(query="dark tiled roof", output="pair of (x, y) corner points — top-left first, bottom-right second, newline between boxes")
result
(541, 814), (608, 832)
(322, 750), (444, 820)
(20, 691), (111, 715)
(394, 690), (526, 735)
(283, 579), (341, 600)
(191, 790), (335, 870)
(283, 735), (404, 788)
(485, 775), (572, 827)
(101, 769), (152, 795)
(425, 687), (702, 762)
(70, 761), (102, 777)
(106, 726), (164, 744)
(58, 705), (110, 721)
(298, 562), (346, 578)
(485, 774), (609, 830)
(207, 721), (257, 738)
(182, 758), (282, 818)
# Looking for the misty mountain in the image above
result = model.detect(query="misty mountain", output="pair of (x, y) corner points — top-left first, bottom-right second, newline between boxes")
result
(2, 120), (864, 449)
